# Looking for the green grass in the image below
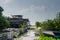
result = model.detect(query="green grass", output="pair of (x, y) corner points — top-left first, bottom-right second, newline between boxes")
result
(37, 36), (60, 40)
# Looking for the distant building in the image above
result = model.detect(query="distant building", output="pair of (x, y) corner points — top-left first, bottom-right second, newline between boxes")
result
(8, 15), (30, 28)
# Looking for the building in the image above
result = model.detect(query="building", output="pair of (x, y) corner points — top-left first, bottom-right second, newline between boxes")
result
(8, 15), (30, 28)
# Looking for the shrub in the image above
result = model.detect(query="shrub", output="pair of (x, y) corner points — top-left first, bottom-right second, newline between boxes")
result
(38, 36), (60, 40)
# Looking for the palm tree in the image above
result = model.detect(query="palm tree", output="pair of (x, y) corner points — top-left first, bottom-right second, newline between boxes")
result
(0, 6), (4, 16)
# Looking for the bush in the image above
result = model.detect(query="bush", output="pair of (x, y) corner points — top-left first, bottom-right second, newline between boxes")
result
(38, 36), (60, 40)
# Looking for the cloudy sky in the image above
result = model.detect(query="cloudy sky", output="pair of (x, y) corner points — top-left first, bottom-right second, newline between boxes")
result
(0, 0), (60, 25)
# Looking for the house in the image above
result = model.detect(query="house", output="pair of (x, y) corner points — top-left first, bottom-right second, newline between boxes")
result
(8, 15), (30, 28)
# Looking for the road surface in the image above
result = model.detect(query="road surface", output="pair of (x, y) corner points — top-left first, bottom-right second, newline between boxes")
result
(14, 30), (38, 40)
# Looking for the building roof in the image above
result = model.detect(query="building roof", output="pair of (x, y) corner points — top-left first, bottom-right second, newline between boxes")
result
(42, 31), (60, 36)
(12, 15), (23, 18)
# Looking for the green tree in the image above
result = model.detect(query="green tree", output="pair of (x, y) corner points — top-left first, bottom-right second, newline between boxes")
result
(35, 21), (41, 28)
(0, 6), (4, 16)
(56, 12), (60, 19)
(35, 12), (60, 30)
(42, 19), (55, 30)
(42, 12), (60, 30)
(53, 12), (60, 30)
(53, 19), (60, 30)
(0, 6), (9, 29)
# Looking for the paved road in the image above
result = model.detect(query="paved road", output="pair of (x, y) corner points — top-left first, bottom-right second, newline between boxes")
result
(14, 30), (38, 40)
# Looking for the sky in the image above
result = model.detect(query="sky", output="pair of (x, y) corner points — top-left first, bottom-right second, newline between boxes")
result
(0, 0), (60, 25)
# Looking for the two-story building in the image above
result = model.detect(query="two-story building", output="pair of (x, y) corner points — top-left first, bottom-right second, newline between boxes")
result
(8, 15), (30, 28)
